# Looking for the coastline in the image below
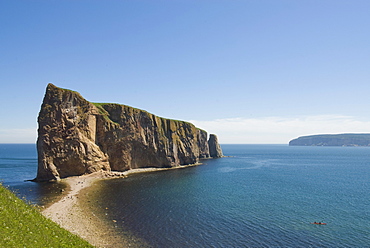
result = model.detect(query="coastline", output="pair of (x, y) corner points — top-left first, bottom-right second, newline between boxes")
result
(41, 171), (128, 247)
(41, 164), (200, 247)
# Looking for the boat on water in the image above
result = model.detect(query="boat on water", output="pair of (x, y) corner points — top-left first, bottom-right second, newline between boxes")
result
(311, 222), (327, 225)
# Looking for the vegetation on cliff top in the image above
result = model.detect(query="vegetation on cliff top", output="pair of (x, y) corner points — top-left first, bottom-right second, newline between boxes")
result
(92, 102), (206, 132)
(48, 85), (205, 132)
(0, 184), (93, 247)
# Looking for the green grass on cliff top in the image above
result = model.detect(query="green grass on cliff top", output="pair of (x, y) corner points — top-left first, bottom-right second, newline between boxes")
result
(0, 184), (93, 248)
(92, 102), (206, 131)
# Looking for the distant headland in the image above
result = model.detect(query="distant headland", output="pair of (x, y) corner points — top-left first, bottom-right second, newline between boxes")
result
(289, 133), (370, 146)
(35, 84), (223, 181)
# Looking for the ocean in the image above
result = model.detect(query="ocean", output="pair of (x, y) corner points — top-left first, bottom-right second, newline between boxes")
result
(0, 144), (66, 206)
(1, 144), (369, 247)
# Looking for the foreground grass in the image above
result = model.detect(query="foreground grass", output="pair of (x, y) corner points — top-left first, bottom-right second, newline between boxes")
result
(0, 184), (93, 247)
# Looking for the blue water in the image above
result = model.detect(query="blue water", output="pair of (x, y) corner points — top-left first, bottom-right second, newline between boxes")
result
(2, 144), (370, 247)
(0, 144), (66, 205)
(93, 145), (370, 247)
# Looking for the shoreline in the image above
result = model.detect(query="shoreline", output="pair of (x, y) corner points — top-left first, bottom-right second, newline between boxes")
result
(41, 164), (200, 247)
(41, 171), (127, 247)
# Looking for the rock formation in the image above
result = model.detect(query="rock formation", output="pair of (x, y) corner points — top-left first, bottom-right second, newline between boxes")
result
(208, 134), (223, 158)
(35, 84), (223, 181)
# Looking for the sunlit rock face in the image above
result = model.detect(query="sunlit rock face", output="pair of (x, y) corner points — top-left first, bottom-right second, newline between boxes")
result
(35, 84), (222, 181)
(208, 134), (223, 158)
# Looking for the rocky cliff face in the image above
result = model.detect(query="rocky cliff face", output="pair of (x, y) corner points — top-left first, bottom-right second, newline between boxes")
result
(208, 134), (223, 158)
(35, 84), (222, 181)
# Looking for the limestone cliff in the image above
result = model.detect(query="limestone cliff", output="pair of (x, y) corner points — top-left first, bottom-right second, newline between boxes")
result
(208, 134), (223, 158)
(35, 84), (222, 181)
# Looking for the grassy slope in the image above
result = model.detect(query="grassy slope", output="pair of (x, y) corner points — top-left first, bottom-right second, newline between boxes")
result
(0, 184), (93, 248)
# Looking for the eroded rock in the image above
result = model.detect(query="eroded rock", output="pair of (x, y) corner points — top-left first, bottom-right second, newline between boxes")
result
(35, 84), (223, 181)
(208, 134), (223, 158)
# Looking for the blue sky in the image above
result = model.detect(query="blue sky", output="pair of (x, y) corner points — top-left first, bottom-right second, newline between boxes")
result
(1, 0), (370, 143)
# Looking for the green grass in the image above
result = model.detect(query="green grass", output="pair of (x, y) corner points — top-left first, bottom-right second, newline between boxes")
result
(0, 184), (93, 248)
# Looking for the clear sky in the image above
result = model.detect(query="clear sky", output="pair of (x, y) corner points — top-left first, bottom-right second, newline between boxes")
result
(1, 0), (370, 144)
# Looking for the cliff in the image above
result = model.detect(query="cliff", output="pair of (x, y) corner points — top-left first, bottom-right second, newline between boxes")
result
(35, 84), (222, 181)
(289, 133), (370, 146)
(208, 134), (223, 158)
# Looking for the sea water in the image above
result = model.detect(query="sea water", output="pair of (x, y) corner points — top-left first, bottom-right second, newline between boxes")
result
(92, 145), (370, 247)
(1, 144), (369, 247)
(0, 144), (66, 206)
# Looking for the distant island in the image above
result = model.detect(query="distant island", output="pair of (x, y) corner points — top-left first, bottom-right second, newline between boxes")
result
(289, 133), (370, 146)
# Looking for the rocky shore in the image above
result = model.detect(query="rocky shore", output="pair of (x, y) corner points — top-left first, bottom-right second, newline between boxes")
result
(41, 164), (200, 247)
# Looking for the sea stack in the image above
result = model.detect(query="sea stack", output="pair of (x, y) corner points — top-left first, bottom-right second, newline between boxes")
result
(208, 134), (223, 158)
(35, 84), (223, 181)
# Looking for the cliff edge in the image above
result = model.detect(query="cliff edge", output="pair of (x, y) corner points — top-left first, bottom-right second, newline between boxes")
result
(35, 84), (222, 181)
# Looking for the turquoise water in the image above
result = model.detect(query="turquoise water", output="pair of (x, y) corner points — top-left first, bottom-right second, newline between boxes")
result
(94, 145), (370, 247)
(1, 144), (369, 247)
